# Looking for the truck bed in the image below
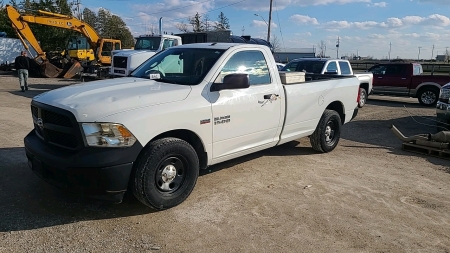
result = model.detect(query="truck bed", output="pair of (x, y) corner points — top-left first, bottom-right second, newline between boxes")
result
(278, 73), (359, 144)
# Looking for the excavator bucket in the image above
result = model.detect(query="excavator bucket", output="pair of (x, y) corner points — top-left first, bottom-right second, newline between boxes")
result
(62, 60), (84, 78)
(39, 61), (63, 78)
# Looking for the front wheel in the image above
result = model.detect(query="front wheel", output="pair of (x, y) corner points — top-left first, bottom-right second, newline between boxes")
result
(132, 137), (199, 210)
(310, 109), (342, 153)
(358, 87), (367, 108)
(417, 87), (439, 106)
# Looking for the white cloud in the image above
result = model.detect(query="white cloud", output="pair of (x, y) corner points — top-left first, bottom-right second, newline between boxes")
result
(321, 13), (450, 30)
(251, 20), (278, 28)
(290, 14), (319, 25)
(385, 18), (402, 27)
(368, 1), (387, 7)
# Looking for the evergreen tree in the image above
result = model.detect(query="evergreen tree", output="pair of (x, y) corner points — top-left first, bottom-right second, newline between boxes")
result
(214, 12), (230, 31)
(189, 12), (203, 32)
(82, 8), (97, 29)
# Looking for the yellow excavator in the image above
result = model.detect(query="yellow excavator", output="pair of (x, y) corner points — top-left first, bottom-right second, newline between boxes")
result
(5, 5), (122, 78)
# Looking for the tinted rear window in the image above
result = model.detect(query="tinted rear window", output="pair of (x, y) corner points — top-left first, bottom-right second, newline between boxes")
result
(282, 61), (325, 73)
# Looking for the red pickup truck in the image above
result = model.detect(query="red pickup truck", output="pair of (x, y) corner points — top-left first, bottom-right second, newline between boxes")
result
(368, 62), (450, 106)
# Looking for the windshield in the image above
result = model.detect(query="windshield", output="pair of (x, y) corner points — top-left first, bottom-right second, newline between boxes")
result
(281, 60), (326, 74)
(134, 37), (162, 50)
(131, 47), (225, 86)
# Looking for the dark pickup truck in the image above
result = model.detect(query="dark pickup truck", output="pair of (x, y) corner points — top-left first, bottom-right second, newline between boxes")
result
(368, 62), (450, 106)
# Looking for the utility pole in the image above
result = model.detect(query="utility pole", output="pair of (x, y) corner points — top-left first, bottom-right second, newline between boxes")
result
(336, 36), (340, 59)
(72, 0), (82, 20)
(241, 26), (245, 35)
(446, 47), (449, 63)
(388, 42), (391, 61)
(267, 0), (273, 43)
(418, 46), (422, 61)
(431, 44), (435, 60)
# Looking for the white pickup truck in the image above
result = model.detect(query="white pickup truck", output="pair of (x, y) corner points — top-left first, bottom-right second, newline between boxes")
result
(110, 34), (182, 77)
(281, 58), (373, 108)
(24, 43), (360, 210)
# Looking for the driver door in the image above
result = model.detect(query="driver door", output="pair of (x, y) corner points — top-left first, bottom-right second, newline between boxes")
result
(208, 49), (283, 161)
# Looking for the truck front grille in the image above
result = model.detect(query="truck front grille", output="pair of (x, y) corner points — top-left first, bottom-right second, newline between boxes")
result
(31, 104), (81, 150)
(113, 56), (127, 68)
(46, 129), (78, 149)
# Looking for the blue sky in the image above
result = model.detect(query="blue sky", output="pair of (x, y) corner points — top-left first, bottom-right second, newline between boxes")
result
(82, 0), (450, 59)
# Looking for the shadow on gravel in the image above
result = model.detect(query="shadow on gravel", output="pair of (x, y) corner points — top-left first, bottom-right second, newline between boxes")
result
(9, 84), (72, 98)
(342, 113), (450, 168)
(0, 147), (156, 232)
(366, 97), (424, 109)
(0, 142), (317, 232)
(200, 140), (316, 176)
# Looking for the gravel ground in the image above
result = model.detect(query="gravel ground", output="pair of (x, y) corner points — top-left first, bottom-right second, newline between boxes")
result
(0, 71), (449, 253)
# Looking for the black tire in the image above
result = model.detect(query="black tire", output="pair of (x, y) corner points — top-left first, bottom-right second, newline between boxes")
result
(417, 87), (439, 106)
(310, 109), (342, 153)
(358, 87), (367, 108)
(132, 137), (199, 210)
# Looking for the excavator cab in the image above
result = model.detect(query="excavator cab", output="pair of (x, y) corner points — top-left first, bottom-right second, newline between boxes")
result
(97, 39), (121, 65)
(66, 36), (95, 63)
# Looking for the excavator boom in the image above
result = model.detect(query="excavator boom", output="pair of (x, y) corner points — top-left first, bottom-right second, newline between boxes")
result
(19, 9), (121, 65)
(5, 4), (67, 78)
(5, 5), (121, 78)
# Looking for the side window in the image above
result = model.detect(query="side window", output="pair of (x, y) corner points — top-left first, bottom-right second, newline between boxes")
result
(338, 61), (351, 75)
(385, 65), (406, 75)
(162, 39), (178, 50)
(413, 65), (423, 75)
(101, 42), (113, 56)
(370, 65), (386, 75)
(214, 50), (271, 85)
(326, 61), (338, 73)
(283, 62), (298, 72)
(114, 42), (121, 50)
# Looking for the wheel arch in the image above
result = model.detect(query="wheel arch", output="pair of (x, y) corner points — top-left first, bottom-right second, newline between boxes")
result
(326, 101), (345, 125)
(360, 82), (369, 93)
(414, 83), (441, 97)
(139, 129), (208, 170)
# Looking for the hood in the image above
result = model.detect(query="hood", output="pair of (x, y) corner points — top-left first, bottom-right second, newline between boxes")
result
(33, 77), (191, 122)
(114, 49), (157, 57)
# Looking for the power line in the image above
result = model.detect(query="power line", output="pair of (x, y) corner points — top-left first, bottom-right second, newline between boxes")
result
(151, 0), (247, 24)
(273, 0), (285, 51)
(143, 0), (215, 16)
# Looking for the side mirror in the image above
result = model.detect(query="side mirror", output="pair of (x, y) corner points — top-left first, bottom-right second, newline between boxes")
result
(211, 73), (250, 92)
(324, 70), (338, 75)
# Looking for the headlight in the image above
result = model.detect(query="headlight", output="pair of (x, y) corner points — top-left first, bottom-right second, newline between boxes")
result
(82, 123), (136, 147)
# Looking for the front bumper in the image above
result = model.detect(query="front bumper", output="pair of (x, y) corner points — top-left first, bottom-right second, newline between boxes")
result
(24, 130), (143, 203)
(436, 101), (450, 124)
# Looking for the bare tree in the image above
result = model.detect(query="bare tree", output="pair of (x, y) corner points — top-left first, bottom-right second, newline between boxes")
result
(175, 22), (190, 33)
(203, 14), (210, 31)
(317, 40), (327, 58)
(270, 35), (281, 52)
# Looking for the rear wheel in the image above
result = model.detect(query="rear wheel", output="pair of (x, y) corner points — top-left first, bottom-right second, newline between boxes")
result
(132, 137), (199, 210)
(310, 109), (342, 153)
(358, 87), (367, 108)
(417, 87), (439, 106)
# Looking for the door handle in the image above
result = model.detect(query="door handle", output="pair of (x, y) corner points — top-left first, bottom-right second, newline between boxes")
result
(378, 77), (383, 79)
(401, 78), (406, 80)
(264, 94), (279, 99)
